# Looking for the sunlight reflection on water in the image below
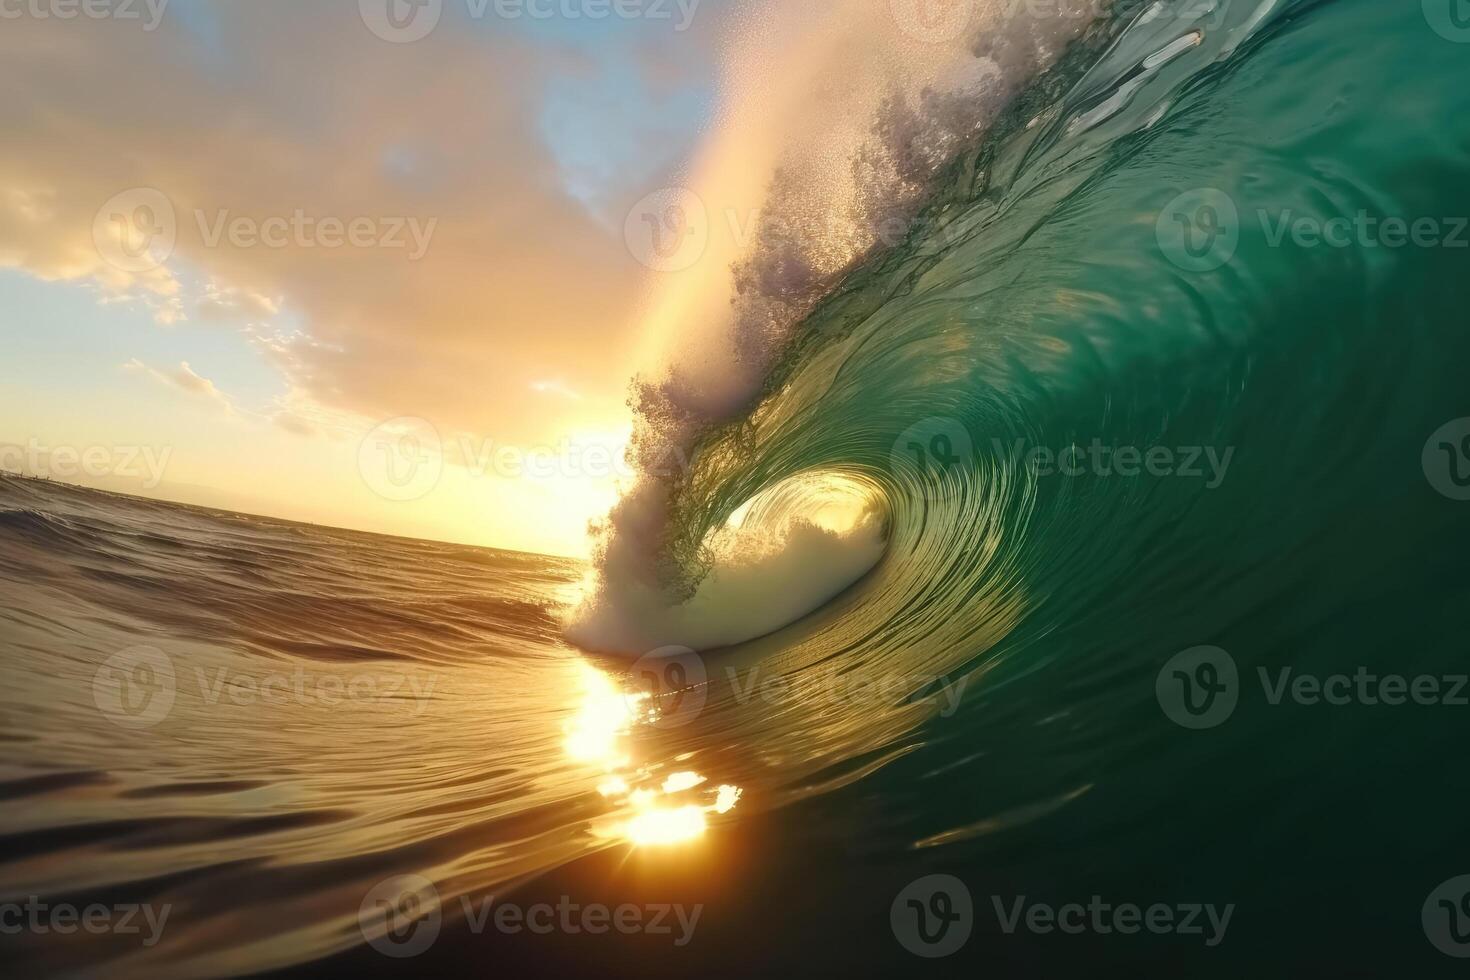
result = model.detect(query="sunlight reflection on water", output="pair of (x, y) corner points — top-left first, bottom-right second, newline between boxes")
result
(565, 665), (741, 847)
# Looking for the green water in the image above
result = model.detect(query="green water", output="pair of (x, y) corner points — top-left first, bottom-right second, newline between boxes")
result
(646, 0), (1470, 972)
(5, 1), (1470, 976)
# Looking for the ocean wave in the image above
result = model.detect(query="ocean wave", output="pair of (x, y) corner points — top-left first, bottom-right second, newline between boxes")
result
(572, 0), (1470, 661)
(572, 0), (1123, 651)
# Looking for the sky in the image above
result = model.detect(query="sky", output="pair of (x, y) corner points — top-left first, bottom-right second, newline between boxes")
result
(0, 0), (729, 558)
(0, 0), (1039, 560)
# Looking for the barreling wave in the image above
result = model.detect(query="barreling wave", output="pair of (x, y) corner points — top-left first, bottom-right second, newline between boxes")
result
(570, 0), (1470, 656)
(8, 4), (1470, 973)
(570, 0), (1113, 651)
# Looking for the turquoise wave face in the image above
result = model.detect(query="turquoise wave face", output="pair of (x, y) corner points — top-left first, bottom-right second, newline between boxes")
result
(634, 3), (1470, 968)
(666, 0), (1470, 673)
(5, 3), (1469, 976)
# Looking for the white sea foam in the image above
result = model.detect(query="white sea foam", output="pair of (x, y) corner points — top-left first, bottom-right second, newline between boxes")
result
(566, 505), (886, 653)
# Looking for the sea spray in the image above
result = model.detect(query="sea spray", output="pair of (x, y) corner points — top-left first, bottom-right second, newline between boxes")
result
(573, 0), (1113, 652)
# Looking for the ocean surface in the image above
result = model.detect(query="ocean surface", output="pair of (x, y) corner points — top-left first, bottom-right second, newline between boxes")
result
(6, 0), (1470, 975)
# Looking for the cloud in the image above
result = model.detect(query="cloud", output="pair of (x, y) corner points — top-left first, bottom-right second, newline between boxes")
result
(197, 282), (280, 322)
(272, 412), (319, 438)
(531, 380), (584, 400)
(125, 359), (233, 412)
(1, 1), (722, 445)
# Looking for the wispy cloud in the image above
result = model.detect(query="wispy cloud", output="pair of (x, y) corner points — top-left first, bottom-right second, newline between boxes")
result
(1, 1), (723, 445)
(532, 380), (585, 401)
(124, 359), (234, 413)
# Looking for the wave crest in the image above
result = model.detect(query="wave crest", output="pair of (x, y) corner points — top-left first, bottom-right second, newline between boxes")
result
(571, 0), (1108, 653)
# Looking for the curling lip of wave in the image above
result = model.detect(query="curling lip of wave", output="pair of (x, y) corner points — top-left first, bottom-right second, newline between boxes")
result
(570, 0), (1107, 653)
(566, 474), (890, 653)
